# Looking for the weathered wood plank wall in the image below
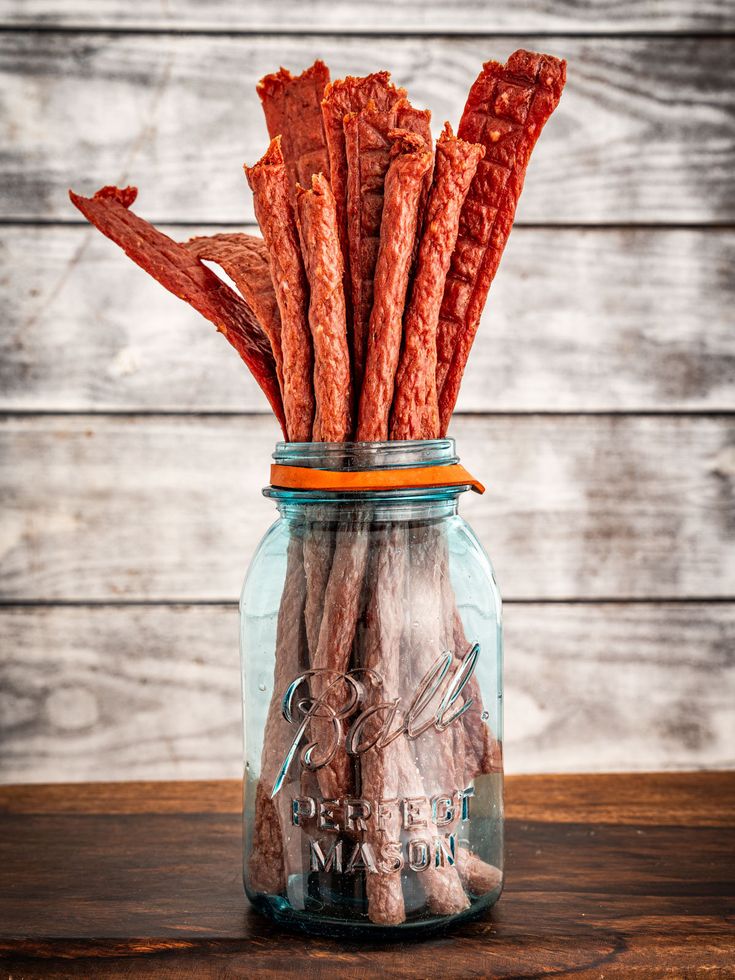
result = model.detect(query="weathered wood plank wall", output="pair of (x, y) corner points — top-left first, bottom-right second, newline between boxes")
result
(2, 0), (734, 32)
(3, 227), (734, 412)
(0, 1), (733, 781)
(2, 34), (733, 223)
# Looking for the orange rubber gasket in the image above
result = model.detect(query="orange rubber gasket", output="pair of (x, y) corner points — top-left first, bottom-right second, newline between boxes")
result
(270, 462), (485, 495)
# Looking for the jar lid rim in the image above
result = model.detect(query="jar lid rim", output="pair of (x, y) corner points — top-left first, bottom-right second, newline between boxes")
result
(271, 438), (458, 471)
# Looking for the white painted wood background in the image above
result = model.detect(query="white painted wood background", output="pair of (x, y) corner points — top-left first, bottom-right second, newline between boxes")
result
(0, 0), (733, 782)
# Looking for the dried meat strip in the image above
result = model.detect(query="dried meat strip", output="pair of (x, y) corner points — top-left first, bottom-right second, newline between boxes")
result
(405, 524), (471, 915)
(390, 124), (484, 440)
(345, 100), (432, 393)
(356, 131), (432, 442)
(437, 538), (503, 897)
(257, 60), (331, 203)
(185, 232), (283, 392)
(436, 49), (566, 433)
(321, 73), (406, 322)
(69, 186), (286, 434)
(309, 521), (370, 801)
(246, 140), (315, 442)
(295, 173), (353, 442)
(360, 527), (415, 924)
(294, 158), (358, 794)
(248, 536), (307, 895)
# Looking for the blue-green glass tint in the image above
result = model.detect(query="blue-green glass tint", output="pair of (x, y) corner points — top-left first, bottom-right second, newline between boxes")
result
(240, 439), (503, 939)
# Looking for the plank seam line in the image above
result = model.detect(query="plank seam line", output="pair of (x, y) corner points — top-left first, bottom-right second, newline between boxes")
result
(1, 598), (733, 608)
(3, 220), (735, 232)
(2, 27), (735, 40)
(1, 410), (733, 419)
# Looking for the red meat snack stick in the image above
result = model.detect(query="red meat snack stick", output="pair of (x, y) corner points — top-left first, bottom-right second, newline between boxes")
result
(246, 139), (315, 442)
(345, 100), (432, 393)
(185, 232), (284, 392)
(436, 49), (566, 433)
(69, 185), (286, 434)
(248, 536), (307, 895)
(360, 527), (416, 924)
(296, 173), (360, 803)
(257, 60), (331, 202)
(390, 124), (484, 440)
(295, 173), (353, 441)
(321, 73), (406, 313)
(404, 525), (470, 915)
(307, 522), (370, 801)
(437, 538), (503, 897)
(356, 131), (432, 441)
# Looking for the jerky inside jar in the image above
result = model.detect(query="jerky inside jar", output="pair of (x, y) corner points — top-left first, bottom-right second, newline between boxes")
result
(240, 439), (503, 938)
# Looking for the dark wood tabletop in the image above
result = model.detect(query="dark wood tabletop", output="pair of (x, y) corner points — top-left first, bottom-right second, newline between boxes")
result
(0, 772), (733, 978)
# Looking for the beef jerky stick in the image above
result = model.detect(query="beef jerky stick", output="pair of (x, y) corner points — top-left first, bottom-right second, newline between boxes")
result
(405, 524), (470, 915)
(457, 849), (503, 895)
(295, 173), (353, 441)
(436, 50), (566, 433)
(302, 522), (336, 658)
(248, 536), (307, 895)
(309, 520), (370, 800)
(186, 233), (284, 392)
(246, 139), (314, 442)
(356, 132), (432, 441)
(450, 603), (502, 779)
(391, 125), (484, 440)
(321, 73), (406, 321)
(345, 100), (432, 393)
(257, 60), (331, 203)
(360, 526), (416, 925)
(437, 533), (503, 897)
(69, 186), (286, 435)
(296, 173), (357, 802)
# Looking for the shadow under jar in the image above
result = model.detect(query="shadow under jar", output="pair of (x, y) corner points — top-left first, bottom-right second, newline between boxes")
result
(240, 439), (503, 939)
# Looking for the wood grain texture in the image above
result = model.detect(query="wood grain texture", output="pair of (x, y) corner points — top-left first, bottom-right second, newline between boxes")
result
(3, 0), (734, 32)
(2, 413), (733, 602)
(0, 775), (732, 977)
(3, 772), (734, 824)
(2, 413), (733, 603)
(4, 225), (733, 413)
(2, 33), (733, 223)
(0, 602), (731, 782)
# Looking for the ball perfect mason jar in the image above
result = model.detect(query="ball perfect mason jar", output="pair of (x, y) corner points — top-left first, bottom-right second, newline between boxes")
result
(240, 439), (503, 938)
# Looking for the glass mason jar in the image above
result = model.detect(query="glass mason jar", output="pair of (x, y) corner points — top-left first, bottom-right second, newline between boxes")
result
(240, 439), (503, 938)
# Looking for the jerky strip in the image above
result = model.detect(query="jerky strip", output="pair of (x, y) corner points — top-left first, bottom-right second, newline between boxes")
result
(438, 536), (503, 897)
(356, 132), (432, 442)
(406, 524), (470, 915)
(295, 174), (353, 442)
(248, 536), (307, 895)
(69, 186), (286, 435)
(302, 522), (335, 658)
(246, 140), (314, 442)
(257, 60), (331, 203)
(321, 73), (406, 317)
(360, 527), (415, 924)
(436, 50), (566, 433)
(185, 233), (283, 392)
(451, 603), (503, 779)
(309, 522), (370, 800)
(390, 124), (484, 440)
(345, 100), (432, 393)
(457, 848), (503, 896)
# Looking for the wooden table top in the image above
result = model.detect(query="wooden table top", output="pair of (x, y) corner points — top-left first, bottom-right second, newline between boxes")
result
(0, 772), (733, 978)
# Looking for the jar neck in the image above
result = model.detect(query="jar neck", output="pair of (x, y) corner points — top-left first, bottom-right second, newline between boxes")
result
(276, 492), (460, 525)
(271, 438), (459, 471)
(265, 439), (469, 521)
